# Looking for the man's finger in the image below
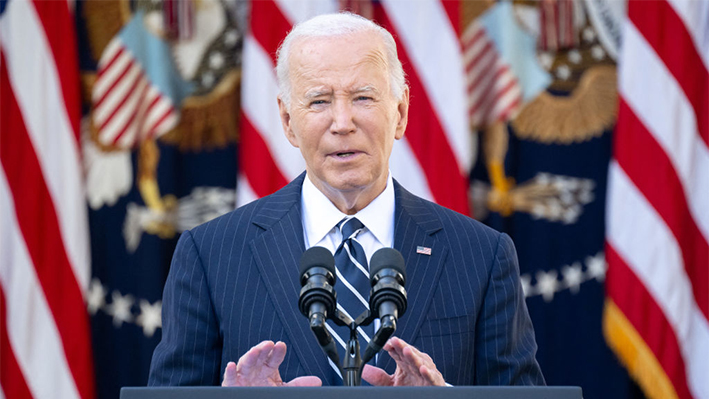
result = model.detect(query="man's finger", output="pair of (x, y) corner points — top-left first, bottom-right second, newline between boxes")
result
(384, 336), (405, 352)
(386, 339), (419, 376)
(222, 362), (238, 387)
(237, 340), (273, 376)
(419, 365), (445, 386)
(255, 341), (275, 370)
(265, 341), (287, 369)
(241, 341), (270, 366)
(361, 364), (393, 386)
(285, 376), (323, 387)
(402, 345), (426, 370)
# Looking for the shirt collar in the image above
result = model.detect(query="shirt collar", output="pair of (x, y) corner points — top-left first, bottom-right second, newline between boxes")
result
(301, 172), (395, 248)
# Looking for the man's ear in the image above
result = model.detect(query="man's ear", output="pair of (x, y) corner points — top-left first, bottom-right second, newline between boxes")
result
(394, 86), (410, 140)
(278, 96), (299, 147)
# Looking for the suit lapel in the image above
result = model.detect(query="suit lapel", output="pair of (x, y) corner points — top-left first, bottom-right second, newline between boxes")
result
(248, 173), (333, 381)
(378, 181), (448, 371)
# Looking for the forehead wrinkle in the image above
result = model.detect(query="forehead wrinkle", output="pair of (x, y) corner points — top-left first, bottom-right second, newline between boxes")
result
(304, 88), (332, 99)
(289, 38), (391, 99)
(358, 48), (389, 73)
(351, 85), (379, 95)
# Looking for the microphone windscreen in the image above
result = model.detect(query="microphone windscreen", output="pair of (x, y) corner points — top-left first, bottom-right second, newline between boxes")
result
(369, 248), (406, 278)
(299, 246), (336, 280)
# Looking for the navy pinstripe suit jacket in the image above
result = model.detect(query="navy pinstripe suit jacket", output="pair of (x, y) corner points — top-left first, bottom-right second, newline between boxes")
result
(148, 173), (544, 386)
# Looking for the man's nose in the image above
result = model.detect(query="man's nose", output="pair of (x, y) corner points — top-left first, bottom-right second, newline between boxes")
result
(330, 100), (356, 134)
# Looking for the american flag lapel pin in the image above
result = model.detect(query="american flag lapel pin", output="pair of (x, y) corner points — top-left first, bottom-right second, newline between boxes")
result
(416, 246), (432, 256)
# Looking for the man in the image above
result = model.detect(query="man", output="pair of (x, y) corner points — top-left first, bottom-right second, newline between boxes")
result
(149, 12), (544, 387)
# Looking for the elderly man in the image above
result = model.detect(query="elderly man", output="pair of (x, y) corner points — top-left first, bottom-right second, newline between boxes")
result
(148, 12), (544, 387)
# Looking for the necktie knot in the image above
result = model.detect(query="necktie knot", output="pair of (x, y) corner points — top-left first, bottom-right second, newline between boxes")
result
(338, 217), (365, 241)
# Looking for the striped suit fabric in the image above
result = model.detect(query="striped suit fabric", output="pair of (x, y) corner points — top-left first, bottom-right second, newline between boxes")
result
(148, 173), (545, 386)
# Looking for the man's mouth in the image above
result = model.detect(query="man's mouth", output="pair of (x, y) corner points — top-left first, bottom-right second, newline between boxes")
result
(336, 152), (355, 158)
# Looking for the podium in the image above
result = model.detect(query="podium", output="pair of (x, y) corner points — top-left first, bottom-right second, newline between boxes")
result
(121, 386), (582, 399)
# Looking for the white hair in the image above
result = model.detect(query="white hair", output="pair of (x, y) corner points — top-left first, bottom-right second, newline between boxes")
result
(275, 12), (406, 107)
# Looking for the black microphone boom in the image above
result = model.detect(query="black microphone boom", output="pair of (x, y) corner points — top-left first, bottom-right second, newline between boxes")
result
(362, 247), (407, 365)
(298, 246), (408, 384)
(298, 246), (340, 367)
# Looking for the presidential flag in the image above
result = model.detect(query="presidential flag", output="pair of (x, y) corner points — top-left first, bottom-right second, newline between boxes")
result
(469, 1), (642, 398)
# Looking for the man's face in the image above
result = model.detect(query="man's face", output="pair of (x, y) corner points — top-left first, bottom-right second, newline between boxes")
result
(279, 31), (409, 203)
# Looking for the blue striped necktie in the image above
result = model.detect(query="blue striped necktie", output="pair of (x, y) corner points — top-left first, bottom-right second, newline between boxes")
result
(328, 217), (374, 378)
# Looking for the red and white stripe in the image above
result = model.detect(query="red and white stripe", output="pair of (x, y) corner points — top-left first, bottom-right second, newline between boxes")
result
(238, 0), (471, 215)
(606, 0), (709, 398)
(539, 0), (577, 52)
(92, 38), (178, 149)
(461, 21), (522, 128)
(0, 1), (94, 398)
(163, 0), (194, 40)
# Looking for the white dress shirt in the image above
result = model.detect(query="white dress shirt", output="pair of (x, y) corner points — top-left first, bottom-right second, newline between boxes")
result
(301, 172), (395, 260)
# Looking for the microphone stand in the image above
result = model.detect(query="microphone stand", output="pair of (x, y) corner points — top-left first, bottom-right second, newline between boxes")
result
(311, 309), (397, 386)
(342, 321), (362, 386)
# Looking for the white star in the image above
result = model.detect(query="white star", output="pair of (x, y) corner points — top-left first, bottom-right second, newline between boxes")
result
(551, 175), (568, 190)
(561, 207), (579, 225)
(581, 179), (595, 192)
(106, 291), (134, 328)
(568, 50), (582, 64)
(563, 205), (581, 224)
(531, 204), (545, 220)
(591, 45), (606, 60)
(520, 274), (533, 297)
(583, 27), (596, 42)
(538, 52), (554, 70)
(578, 184), (595, 204)
(559, 189), (575, 206)
(86, 278), (106, 315)
(562, 262), (584, 294)
(556, 64), (571, 80)
(536, 173), (551, 185)
(563, 178), (579, 191)
(136, 300), (162, 338)
(546, 200), (563, 220)
(586, 252), (607, 282)
(201, 72), (215, 88)
(224, 29), (239, 47)
(209, 52), (225, 70)
(536, 270), (559, 302)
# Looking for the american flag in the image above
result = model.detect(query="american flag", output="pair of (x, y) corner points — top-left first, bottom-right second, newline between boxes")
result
(92, 14), (186, 150)
(461, 19), (522, 128)
(0, 1), (95, 399)
(605, 1), (709, 399)
(237, 0), (472, 215)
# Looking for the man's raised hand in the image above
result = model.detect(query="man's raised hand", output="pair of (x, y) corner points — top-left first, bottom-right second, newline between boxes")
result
(222, 341), (322, 387)
(361, 337), (445, 387)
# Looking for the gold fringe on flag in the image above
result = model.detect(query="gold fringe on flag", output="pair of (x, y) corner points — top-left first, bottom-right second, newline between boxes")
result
(603, 299), (679, 399)
(511, 65), (617, 144)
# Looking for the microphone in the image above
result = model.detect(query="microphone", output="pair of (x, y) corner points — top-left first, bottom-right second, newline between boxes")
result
(362, 247), (407, 364)
(298, 246), (340, 366)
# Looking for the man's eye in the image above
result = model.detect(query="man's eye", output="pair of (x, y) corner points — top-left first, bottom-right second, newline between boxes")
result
(310, 100), (328, 106)
(356, 96), (373, 102)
